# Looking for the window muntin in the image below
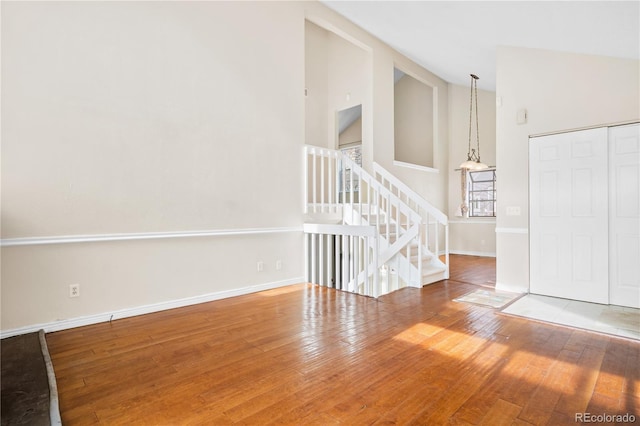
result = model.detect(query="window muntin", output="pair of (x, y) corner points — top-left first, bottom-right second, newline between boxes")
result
(468, 169), (496, 217)
(340, 144), (362, 193)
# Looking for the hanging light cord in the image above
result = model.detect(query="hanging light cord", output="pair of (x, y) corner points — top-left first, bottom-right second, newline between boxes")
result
(467, 75), (473, 161)
(467, 73), (481, 163)
(473, 74), (480, 162)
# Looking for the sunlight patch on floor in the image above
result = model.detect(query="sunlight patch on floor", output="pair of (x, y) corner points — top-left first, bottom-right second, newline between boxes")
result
(392, 323), (445, 344)
(257, 284), (306, 297)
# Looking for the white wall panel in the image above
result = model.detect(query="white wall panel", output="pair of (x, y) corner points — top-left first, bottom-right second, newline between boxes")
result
(609, 123), (640, 308)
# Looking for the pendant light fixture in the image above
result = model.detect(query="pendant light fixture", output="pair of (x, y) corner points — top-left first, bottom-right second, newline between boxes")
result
(460, 74), (488, 170)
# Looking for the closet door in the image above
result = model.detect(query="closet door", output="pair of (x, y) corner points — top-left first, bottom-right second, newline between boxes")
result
(609, 123), (640, 308)
(530, 127), (609, 304)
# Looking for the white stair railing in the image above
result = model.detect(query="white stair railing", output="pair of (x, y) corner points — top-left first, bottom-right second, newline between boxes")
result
(304, 223), (379, 297)
(373, 162), (450, 280)
(304, 145), (424, 297)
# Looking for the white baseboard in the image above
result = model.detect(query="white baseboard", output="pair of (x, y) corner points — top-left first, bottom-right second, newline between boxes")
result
(1, 277), (305, 339)
(449, 249), (496, 258)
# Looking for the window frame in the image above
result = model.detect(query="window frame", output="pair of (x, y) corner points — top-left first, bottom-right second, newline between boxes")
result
(467, 169), (496, 218)
(339, 143), (362, 196)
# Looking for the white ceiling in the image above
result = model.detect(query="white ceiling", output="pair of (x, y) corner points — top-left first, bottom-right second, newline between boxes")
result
(321, 1), (640, 91)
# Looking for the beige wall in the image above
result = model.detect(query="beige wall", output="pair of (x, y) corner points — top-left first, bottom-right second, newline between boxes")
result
(394, 75), (434, 168)
(377, 71), (449, 213)
(305, 20), (329, 148)
(3, 2), (305, 237)
(447, 83), (497, 256)
(495, 46), (640, 292)
(326, 32), (369, 149)
(1, 1), (309, 333)
(448, 223), (496, 257)
(306, 13), (449, 213)
(339, 117), (362, 147)
(1, 234), (302, 330)
(2, 1), (451, 333)
(305, 20), (369, 151)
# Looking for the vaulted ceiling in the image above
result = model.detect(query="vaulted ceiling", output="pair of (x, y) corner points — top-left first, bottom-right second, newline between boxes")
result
(322, 1), (640, 91)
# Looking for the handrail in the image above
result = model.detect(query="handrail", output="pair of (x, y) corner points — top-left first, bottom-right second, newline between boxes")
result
(305, 145), (422, 225)
(304, 144), (427, 294)
(303, 222), (379, 297)
(306, 145), (423, 264)
(304, 145), (450, 291)
(373, 162), (448, 225)
(372, 160), (449, 281)
(303, 223), (376, 237)
(343, 157), (422, 223)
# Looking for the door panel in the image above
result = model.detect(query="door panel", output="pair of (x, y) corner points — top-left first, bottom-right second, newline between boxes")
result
(540, 233), (559, 279)
(609, 124), (640, 308)
(540, 171), (560, 216)
(530, 127), (609, 304)
(572, 168), (594, 215)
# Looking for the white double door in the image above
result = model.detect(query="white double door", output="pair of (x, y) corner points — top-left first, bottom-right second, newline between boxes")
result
(530, 124), (639, 308)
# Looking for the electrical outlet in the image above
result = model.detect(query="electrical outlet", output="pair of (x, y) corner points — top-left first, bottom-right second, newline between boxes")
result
(69, 284), (80, 298)
(257, 261), (264, 272)
(276, 260), (282, 270)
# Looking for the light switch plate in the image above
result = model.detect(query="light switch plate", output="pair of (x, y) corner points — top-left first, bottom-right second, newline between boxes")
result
(506, 206), (521, 216)
(517, 109), (527, 124)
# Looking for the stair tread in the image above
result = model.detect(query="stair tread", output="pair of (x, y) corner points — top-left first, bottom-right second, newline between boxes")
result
(422, 265), (447, 273)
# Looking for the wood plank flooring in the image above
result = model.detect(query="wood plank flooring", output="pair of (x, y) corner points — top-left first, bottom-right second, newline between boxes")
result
(46, 255), (640, 425)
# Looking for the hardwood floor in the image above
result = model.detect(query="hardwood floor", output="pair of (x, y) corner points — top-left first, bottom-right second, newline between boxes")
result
(47, 255), (639, 425)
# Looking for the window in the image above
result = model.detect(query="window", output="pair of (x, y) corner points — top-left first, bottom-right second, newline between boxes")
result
(340, 144), (362, 194)
(468, 169), (496, 217)
(337, 104), (362, 196)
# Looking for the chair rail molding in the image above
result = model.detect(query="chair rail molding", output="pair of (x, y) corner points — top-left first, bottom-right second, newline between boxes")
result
(495, 227), (528, 234)
(0, 227), (302, 247)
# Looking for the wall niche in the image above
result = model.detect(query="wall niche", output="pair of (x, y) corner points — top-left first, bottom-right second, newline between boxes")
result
(394, 68), (436, 170)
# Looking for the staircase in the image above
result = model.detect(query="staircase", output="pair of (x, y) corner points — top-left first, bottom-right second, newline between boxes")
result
(304, 145), (449, 298)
